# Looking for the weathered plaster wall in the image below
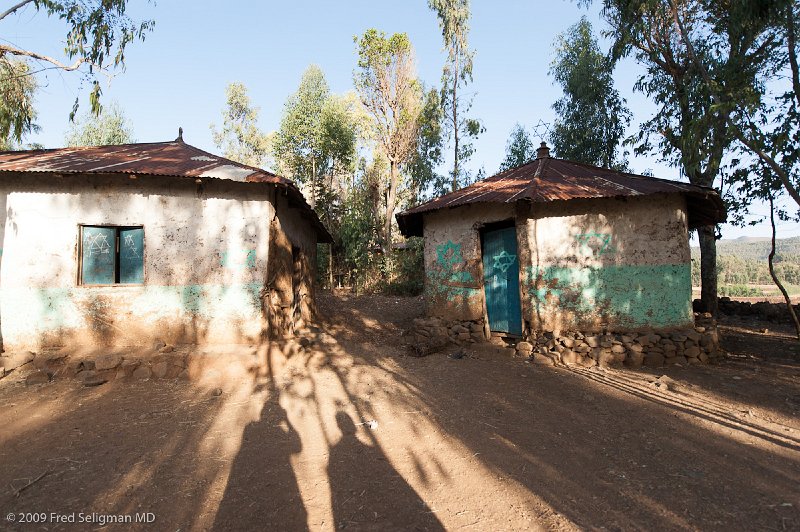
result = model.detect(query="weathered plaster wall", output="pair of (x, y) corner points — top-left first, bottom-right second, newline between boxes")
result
(0, 174), (275, 349)
(265, 192), (317, 338)
(422, 203), (513, 321)
(421, 194), (692, 333)
(523, 193), (692, 332)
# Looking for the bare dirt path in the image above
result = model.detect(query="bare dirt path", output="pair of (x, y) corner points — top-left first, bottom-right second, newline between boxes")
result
(1, 292), (798, 531)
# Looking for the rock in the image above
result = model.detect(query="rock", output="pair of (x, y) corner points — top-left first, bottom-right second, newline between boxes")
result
(95, 354), (122, 371)
(698, 352), (709, 363)
(78, 370), (108, 387)
(117, 359), (141, 378)
(153, 340), (166, 351)
(670, 355), (689, 366)
(671, 333), (688, 342)
(159, 345), (175, 354)
(469, 322), (483, 333)
(686, 331), (702, 343)
(132, 366), (152, 380)
(687, 357), (702, 365)
(625, 351), (644, 368)
(695, 326), (706, 333)
(560, 349), (578, 365)
(611, 344), (626, 354)
(457, 332), (471, 342)
(621, 335), (635, 344)
(451, 324), (469, 334)
(628, 343), (644, 353)
(212, 387), (223, 397)
(33, 351), (67, 370)
(25, 370), (50, 385)
(410, 335), (449, 357)
(643, 353), (665, 367)
(585, 336), (600, 348)
(1, 351), (36, 371)
(597, 351), (618, 368)
(685, 346), (701, 358)
(178, 369), (191, 381)
(516, 341), (534, 353)
(560, 337), (575, 348)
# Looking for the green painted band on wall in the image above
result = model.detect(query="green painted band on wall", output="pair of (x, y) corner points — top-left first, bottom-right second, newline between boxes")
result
(1, 282), (265, 335)
(528, 263), (692, 328)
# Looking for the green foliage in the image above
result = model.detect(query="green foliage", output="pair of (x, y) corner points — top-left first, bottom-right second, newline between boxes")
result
(354, 29), (422, 245)
(64, 102), (134, 146)
(338, 179), (381, 290)
(1, 0), (155, 123)
(407, 87), (447, 203)
(499, 124), (535, 171)
(549, 17), (630, 170)
(718, 284), (765, 297)
(274, 65), (359, 228)
(428, 0), (482, 190)
(379, 238), (425, 296)
(691, 237), (800, 287)
(210, 82), (271, 168)
(0, 59), (39, 147)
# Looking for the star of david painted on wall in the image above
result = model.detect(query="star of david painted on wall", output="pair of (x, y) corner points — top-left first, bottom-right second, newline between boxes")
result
(492, 250), (517, 273)
(436, 241), (465, 268)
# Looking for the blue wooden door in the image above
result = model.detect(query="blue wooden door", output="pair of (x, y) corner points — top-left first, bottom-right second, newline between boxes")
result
(482, 227), (522, 335)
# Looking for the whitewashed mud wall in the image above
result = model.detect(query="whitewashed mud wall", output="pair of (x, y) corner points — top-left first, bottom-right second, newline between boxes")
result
(0, 175), (273, 349)
(421, 194), (693, 334)
(522, 194), (693, 332)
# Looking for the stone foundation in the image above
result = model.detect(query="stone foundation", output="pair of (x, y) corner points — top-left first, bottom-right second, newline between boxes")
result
(517, 312), (721, 368)
(0, 333), (326, 388)
(409, 312), (722, 368)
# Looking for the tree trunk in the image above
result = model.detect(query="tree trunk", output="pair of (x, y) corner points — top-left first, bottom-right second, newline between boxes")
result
(451, 66), (459, 192)
(328, 243), (334, 290)
(697, 225), (718, 315)
(385, 160), (399, 248)
(767, 196), (800, 342)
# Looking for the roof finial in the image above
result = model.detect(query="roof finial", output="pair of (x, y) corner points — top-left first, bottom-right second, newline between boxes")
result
(535, 141), (550, 160)
(177, 127), (184, 142)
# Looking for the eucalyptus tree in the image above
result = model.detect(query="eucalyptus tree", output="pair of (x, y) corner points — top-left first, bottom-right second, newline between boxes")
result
(354, 29), (423, 246)
(589, 0), (783, 313)
(499, 124), (535, 171)
(428, 0), (483, 191)
(0, 58), (38, 148)
(549, 17), (630, 170)
(65, 102), (135, 146)
(210, 82), (271, 168)
(0, 0), (154, 129)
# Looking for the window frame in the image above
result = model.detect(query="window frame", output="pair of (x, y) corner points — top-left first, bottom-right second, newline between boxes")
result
(77, 224), (146, 286)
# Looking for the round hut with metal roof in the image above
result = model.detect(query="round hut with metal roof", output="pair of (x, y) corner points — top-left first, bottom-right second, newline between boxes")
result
(396, 143), (726, 362)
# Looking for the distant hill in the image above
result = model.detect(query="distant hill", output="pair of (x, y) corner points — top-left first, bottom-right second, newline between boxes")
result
(691, 236), (800, 261)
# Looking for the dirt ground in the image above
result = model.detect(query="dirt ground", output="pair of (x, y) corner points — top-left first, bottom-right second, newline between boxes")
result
(1, 292), (799, 531)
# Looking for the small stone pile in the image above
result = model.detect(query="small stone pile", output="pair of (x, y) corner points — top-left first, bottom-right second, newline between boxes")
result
(515, 319), (720, 368)
(714, 297), (798, 322)
(409, 317), (484, 356)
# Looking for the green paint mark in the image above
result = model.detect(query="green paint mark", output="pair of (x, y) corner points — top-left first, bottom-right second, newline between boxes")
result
(575, 232), (616, 255)
(429, 240), (479, 303)
(221, 249), (257, 270)
(528, 263), (692, 328)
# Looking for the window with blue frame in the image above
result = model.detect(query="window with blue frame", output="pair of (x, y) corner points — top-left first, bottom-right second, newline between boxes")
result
(80, 225), (144, 285)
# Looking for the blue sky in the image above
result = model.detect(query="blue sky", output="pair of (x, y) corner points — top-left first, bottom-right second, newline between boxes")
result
(5, 0), (797, 239)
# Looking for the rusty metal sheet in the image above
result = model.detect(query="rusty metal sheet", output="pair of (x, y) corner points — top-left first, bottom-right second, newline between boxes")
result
(0, 140), (333, 243)
(397, 156), (726, 236)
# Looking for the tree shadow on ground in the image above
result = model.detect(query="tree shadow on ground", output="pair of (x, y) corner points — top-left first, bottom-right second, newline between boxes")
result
(315, 292), (800, 530)
(327, 411), (443, 531)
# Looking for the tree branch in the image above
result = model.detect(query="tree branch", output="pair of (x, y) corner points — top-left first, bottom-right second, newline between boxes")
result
(0, 0), (34, 22)
(667, 0), (800, 208)
(0, 43), (96, 72)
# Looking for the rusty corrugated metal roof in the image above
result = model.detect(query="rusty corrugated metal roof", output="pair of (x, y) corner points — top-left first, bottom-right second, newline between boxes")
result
(396, 154), (726, 236)
(0, 139), (333, 242)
